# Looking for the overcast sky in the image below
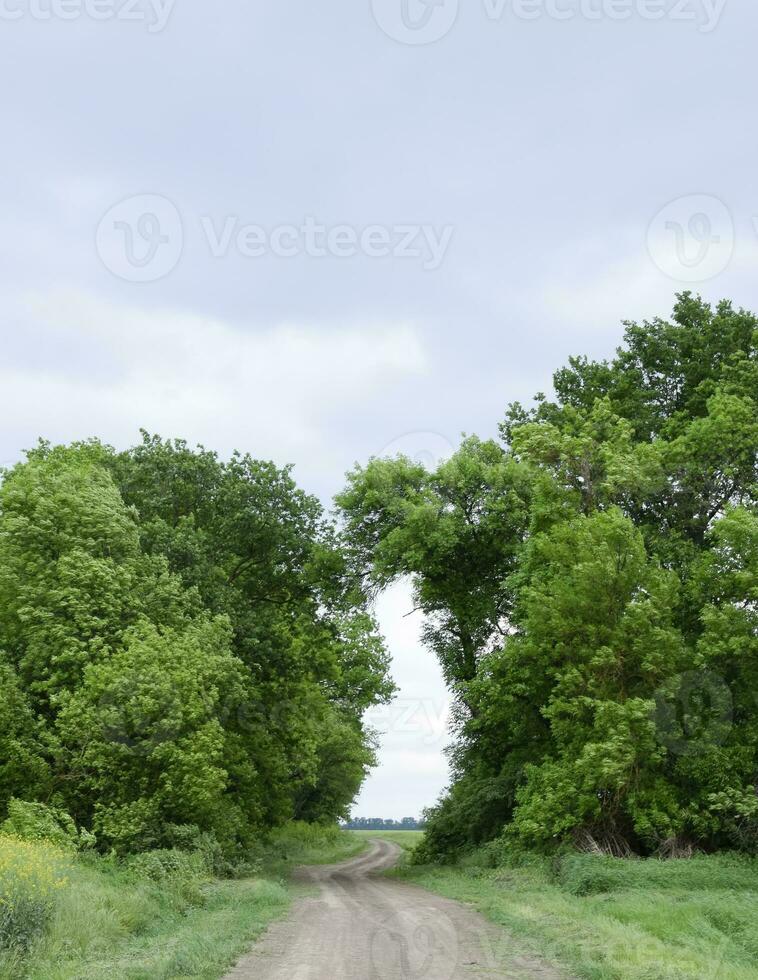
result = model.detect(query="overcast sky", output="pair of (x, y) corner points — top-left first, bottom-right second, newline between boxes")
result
(2, 0), (757, 819)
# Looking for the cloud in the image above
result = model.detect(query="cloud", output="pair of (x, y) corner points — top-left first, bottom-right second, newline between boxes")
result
(537, 228), (758, 343)
(0, 289), (428, 487)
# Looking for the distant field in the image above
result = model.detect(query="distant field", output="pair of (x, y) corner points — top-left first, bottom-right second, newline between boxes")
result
(349, 830), (424, 851)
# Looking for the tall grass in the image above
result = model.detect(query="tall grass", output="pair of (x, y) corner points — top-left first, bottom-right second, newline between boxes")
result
(0, 836), (69, 957)
(401, 849), (758, 979)
(0, 822), (359, 980)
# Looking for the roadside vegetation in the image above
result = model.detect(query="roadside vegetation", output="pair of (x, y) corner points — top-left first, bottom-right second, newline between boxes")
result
(0, 821), (363, 980)
(359, 830), (758, 978)
(0, 422), (387, 978)
(400, 847), (758, 980)
(0, 435), (394, 859)
(338, 295), (758, 977)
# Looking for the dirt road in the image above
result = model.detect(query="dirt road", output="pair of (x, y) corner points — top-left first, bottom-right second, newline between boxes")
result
(224, 838), (564, 980)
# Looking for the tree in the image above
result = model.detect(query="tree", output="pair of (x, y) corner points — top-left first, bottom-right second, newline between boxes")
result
(0, 662), (51, 816)
(337, 437), (531, 700)
(340, 295), (758, 858)
(111, 434), (393, 828)
(55, 617), (252, 853)
(0, 435), (393, 852)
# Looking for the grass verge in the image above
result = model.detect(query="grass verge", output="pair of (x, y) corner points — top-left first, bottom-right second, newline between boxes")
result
(0, 825), (365, 980)
(398, 850), (758, 980)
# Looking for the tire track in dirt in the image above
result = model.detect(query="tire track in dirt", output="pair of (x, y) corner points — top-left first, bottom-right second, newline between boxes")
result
(223, 839), (568, 979)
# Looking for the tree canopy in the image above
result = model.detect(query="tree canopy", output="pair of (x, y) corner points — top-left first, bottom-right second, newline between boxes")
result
(337, 294), (757, 858)
(0, 436), (393, 854)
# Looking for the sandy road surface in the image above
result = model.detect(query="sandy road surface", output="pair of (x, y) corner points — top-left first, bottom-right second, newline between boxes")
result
(224, 838), (565, 980)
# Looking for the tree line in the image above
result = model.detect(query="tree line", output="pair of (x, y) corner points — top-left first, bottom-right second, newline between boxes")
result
(342, 817), (425, 830)
(0, 436), (393, 855)
(1, 293), (754, 862)
(337, 294), (758, 859)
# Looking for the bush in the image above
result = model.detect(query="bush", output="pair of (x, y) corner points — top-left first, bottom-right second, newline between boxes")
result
(127, 848), (208, 907)
(0, 800), (94, 852)
(254, 821), (360, 875)
(163, 824), (230, 877)
(128, 847), (206, 882)
(0, 835), (68, 951)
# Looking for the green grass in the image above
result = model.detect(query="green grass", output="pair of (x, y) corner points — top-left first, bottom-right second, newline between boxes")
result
(349, 829), (425, 851)
(0, 825), (365, 980)
(263, 822), (367, 875)
(13, 822), (753, 979)
(398, 851), (758, 980)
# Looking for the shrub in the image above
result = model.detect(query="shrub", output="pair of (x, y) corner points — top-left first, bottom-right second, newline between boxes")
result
(265, 821), (339, 862)
(128, 847), (205, 881)
(0, 835), (68, 951)
(127, 848), (208, 907)
(0, 800), (94, 852)
(163, 824), (229, 877)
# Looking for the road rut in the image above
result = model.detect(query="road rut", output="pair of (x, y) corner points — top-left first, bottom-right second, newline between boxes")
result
(224, 838), (565, 979)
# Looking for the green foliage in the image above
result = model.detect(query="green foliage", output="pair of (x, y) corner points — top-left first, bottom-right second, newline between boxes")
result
(337, 436), (531, 695)
(260, 821), (367, 873)
(0, 801), (93, 852)
(0, 668), (50, 817)
(500, 510), (687, 849)
(126, 849), (208, 907)
(56, 617), (251, 854)
(339, 293), (758, 858)
(0, 835), (294, 979)
(110, 435), (394, 831)
(0, 445), (144, 709)
(556, 851), (758, 897)
(0, 435), (392, 857)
